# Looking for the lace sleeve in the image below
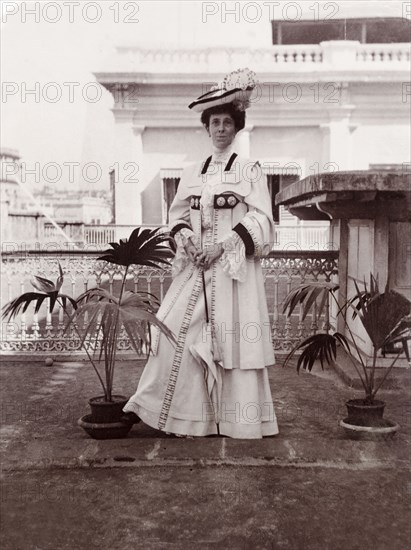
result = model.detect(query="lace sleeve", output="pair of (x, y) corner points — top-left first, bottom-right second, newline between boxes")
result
(219, 231), (247, 283)
(171, 228), (200, 278)
(232, 162), (275, 256)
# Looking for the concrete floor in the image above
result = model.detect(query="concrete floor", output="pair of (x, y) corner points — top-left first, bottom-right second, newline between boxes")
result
(1, 358), (410, 549)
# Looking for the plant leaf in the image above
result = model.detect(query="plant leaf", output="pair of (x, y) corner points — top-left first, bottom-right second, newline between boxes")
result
(2, 293), (49, 320)
(31, 275), (56, 293)
(359, 289), (411, 349)
(283, 282), (338, 319)
(285, 333), (341, 373)
(97, 227), (172, 268)
(384, 316), (411, 346)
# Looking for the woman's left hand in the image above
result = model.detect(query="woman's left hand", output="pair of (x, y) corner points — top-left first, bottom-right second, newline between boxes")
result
(194, 243), (224, 270)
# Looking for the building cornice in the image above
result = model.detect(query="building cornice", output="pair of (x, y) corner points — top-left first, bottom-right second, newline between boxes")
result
(96, 70), (410, 86)
(96, 43), (410, 128)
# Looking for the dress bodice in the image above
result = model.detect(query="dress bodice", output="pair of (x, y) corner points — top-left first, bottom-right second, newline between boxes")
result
(200, 147), (235, 229)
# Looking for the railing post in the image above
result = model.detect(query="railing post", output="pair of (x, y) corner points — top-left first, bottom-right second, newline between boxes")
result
(320, 40), (360, 69)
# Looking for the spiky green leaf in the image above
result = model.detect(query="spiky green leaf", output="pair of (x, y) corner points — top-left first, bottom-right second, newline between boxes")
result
(97, 227), (172, 268)
(2, 293), (48, 320)
(359, 290), (411, 349)
(30, 276), (56, 293)
(283, 282), (339, 319)
(283, 332), (347, 373)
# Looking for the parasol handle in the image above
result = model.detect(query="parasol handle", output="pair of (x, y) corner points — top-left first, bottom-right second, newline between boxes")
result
(201, 268), (210, 324)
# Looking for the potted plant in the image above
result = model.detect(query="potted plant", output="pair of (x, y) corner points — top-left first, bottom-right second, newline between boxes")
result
(282, 274), (411, 437)
(2, 228), (176, 439)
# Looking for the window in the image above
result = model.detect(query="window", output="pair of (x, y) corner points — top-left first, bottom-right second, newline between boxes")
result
(369, 164), (406, 171)
(109, 168), (116, 224)
(163, 177), (180, 224)
(267, 174), (300, 223)
(267, 175), (280, 223)
(272, 18), (411, 45)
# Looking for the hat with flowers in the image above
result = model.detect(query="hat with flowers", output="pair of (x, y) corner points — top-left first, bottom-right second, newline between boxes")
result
(188, 68), (258, 113)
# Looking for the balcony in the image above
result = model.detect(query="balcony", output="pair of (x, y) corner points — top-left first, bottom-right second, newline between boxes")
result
(0, 249), (338, 357)
(98, 41), (410, 77)
(2, 220), (332, 252)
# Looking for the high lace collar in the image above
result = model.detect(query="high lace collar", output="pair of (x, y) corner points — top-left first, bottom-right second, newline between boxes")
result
(211, 145), (235, 163)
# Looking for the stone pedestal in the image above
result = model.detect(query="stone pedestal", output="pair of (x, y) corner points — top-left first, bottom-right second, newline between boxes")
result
(276, 169), (411, 365)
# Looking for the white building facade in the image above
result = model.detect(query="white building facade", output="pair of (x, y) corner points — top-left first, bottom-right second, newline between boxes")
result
(94, 17), (410, 251)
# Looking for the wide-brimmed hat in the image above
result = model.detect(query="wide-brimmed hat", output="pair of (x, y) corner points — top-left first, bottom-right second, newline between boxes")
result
(188, 68), (257, 113)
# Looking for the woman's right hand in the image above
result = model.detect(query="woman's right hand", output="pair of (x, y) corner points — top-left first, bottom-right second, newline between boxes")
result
(185, 238), (199, 264)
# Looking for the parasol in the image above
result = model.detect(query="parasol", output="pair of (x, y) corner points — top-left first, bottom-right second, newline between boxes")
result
(190, 269), (223, 435)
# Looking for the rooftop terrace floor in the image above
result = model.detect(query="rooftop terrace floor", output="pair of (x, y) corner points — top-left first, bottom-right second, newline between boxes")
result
(1, 357), (410, 549)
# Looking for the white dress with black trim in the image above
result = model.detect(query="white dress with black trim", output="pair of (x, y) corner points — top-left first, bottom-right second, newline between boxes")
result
(123, 146), (279, 438)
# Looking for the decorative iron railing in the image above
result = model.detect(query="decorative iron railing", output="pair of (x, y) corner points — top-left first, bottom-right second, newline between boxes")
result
(0, 250), (338, 356)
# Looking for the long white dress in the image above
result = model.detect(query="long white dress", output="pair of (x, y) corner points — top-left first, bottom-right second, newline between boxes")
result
(123, 147), (279, 438)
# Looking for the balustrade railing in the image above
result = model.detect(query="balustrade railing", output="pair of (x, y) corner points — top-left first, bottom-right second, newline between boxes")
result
(83, 224), (331, 251)
(270, 45), (323, 64)
(2, 224), (332, 256)
(0, 250), (338, 356)
(274, 224), (331, 251)
(122, 45), (323, 72)
(84, 224), (156, 246)
(116, 43), (410, 73)
(356, 43), (411, 63)
(43, 222), (84, 242)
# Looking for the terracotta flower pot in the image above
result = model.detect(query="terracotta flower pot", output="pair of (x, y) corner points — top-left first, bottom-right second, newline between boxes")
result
(341, 398), (400, 439)
(78, 395), (132, 439)
(345, 398), (385, 426)
(339, 418), (400, 440)
(88, 395), (128, 424)
(78, 414), (132, 440)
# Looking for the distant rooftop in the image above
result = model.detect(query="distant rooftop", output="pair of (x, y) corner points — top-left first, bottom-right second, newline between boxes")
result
(271, 17), (411, 44)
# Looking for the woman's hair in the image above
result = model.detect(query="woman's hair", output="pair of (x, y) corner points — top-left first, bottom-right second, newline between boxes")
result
(201, 103), (246, 132)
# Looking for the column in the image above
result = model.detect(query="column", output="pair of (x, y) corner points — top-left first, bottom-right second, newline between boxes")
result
(320, 112), (356, 171)
(111, 110), (144, 226)
(132, 124), (145, 225)
(0, 199), (10, 245)
(235, 125), (253, 157)
(373, 213), (390, 290)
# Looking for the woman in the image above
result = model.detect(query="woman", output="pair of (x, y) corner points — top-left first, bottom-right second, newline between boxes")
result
(122, 69), (279, 438)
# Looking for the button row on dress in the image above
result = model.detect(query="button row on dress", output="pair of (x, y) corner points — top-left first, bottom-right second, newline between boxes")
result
(214, 194), (239, 209)
(190, 196), (201, 209)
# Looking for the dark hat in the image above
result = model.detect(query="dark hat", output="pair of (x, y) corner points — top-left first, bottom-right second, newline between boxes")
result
(189, 68), (257, 113)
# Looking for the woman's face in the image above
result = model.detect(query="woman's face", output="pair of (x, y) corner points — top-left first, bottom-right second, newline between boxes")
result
(208, 113), (236, 150)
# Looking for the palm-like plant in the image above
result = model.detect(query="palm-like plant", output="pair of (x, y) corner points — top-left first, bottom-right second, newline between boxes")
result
(2, 228), (176, 402)
(283, 275), (411, 404)
(2, 262), (77, 319)
(69, 228), (176, 401)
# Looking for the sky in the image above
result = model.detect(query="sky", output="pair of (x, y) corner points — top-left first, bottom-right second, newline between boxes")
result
(1, 0), (406, 191)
